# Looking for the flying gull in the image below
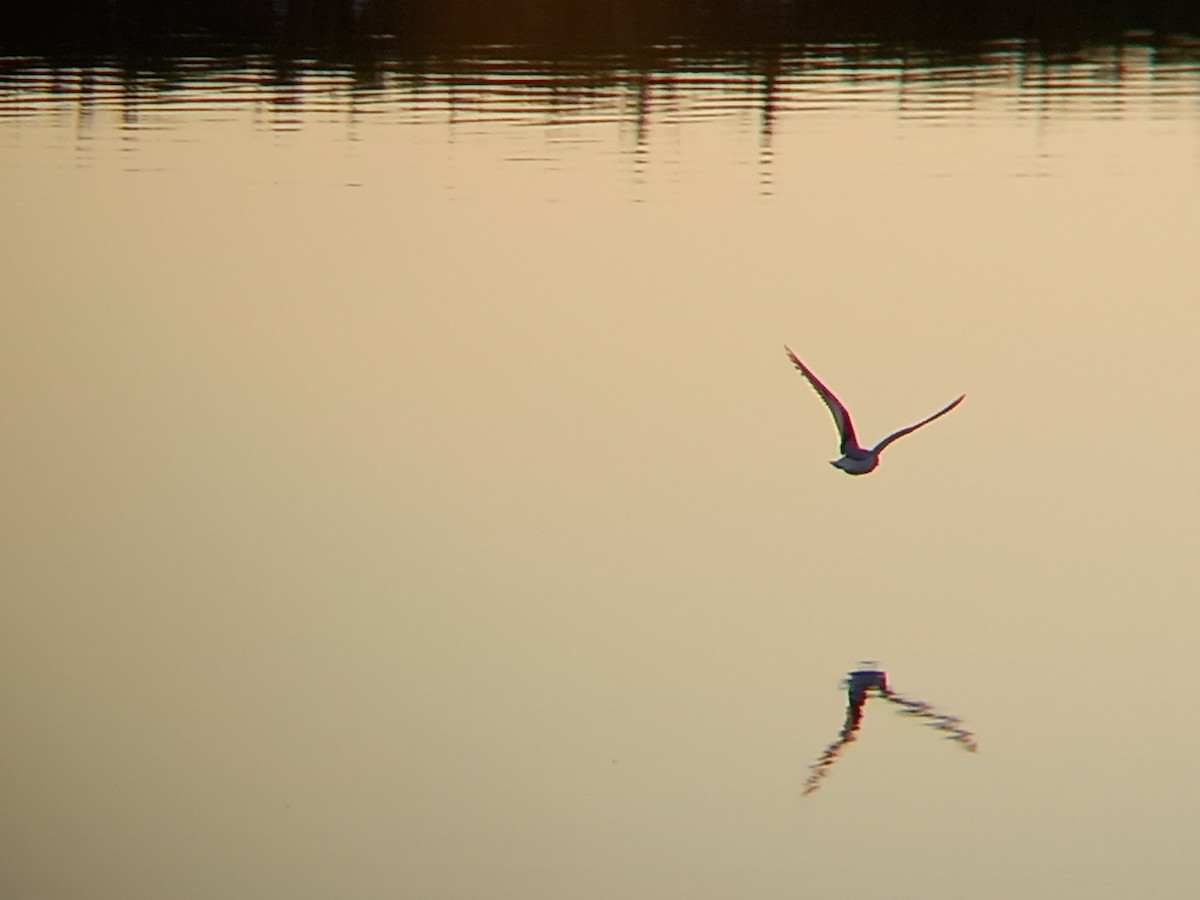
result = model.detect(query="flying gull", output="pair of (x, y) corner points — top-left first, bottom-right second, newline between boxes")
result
(785, 346), (964, 475)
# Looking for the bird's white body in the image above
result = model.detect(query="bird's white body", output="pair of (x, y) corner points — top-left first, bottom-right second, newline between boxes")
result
(831, 453), (879, 476)
(785, 346), (963, 476)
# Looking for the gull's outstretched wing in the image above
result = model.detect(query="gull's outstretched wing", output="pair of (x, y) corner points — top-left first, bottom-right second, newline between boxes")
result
(871, 394), (965, 454)
(785, 346), (860, 454)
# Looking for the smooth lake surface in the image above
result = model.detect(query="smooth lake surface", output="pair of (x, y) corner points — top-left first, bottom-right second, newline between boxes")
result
(4, 23), (1200, 900)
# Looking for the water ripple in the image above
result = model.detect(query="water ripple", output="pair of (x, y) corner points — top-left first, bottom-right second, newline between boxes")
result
(2, 41), (1198, 163)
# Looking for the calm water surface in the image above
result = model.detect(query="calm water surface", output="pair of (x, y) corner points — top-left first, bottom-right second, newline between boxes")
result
(4, 32), (1200, 900)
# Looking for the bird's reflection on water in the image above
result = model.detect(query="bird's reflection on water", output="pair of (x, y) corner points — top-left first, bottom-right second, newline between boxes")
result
(803, 664), (977, 797)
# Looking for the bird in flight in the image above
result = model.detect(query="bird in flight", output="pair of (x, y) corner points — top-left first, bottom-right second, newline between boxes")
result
(785, 346), (964, 475)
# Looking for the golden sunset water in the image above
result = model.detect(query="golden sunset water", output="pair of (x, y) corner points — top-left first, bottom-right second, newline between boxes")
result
(3, 14), (1200, 898)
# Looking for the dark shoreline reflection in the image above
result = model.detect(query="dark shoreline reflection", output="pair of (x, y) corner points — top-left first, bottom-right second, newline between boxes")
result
(4, 38), (1198, 126)
(4, 5), (1199, 190)
(2, 0), (1199, 61)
